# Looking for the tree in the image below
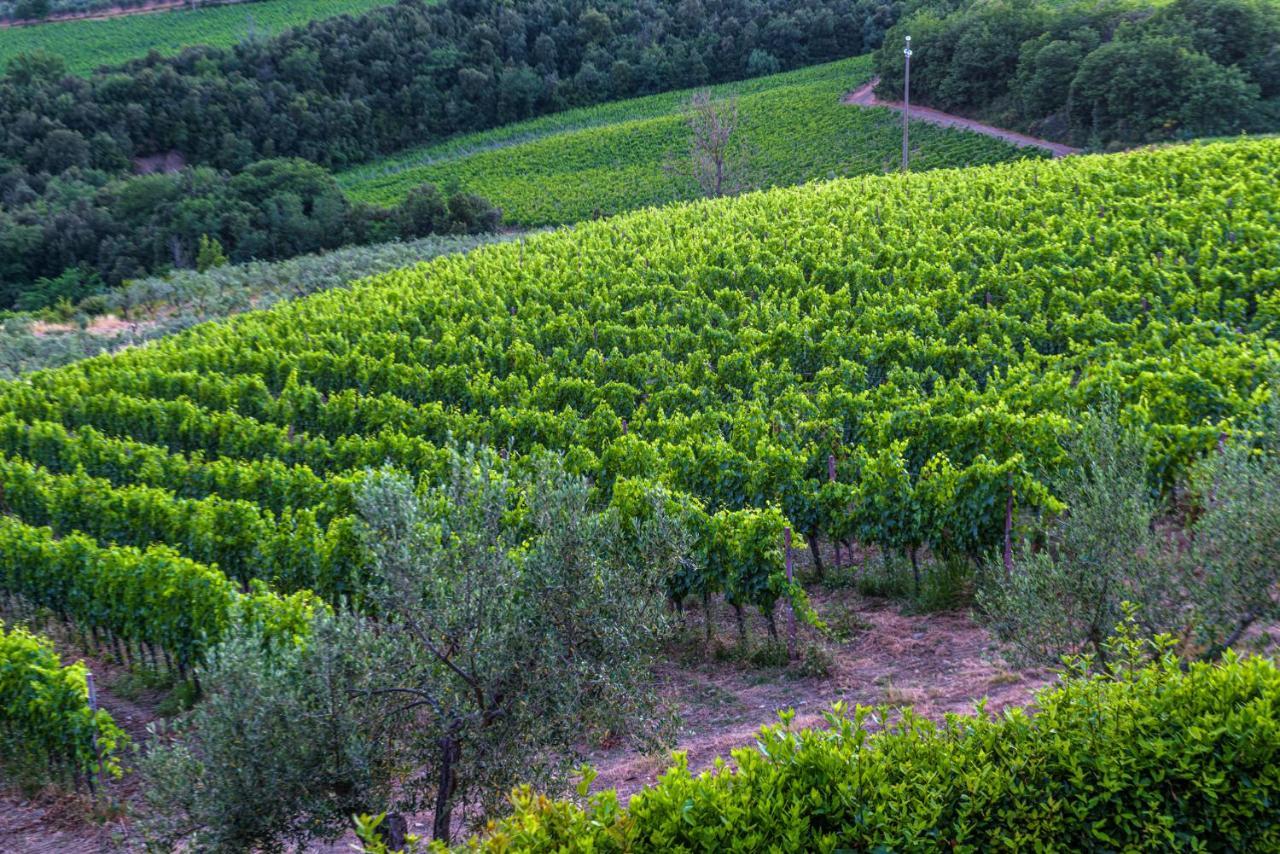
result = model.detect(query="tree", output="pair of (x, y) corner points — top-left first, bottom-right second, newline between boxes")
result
(682, 89), (750, 199)
(195, 234), (228, 272)
(139, 614), (405, 853)
(1187, 404), (1280, 658)
(979, 410), (1170, 669)
(13, 0), (51, 21)
(354, 448), (676, 842)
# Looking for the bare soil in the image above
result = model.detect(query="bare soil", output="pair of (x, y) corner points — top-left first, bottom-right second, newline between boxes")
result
(845, 78), (1081, 158)
(29, 315), (153, 338)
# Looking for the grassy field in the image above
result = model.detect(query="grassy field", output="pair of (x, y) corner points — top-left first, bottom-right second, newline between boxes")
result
(339, 56), (1048, 226)
(0, 0), (394, 75)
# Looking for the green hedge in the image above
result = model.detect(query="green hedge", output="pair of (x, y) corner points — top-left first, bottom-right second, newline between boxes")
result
(466, 653), (1280, 851)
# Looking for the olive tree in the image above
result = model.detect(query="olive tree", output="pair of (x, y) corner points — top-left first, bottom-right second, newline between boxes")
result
(1188, 417), (1280, 658)
(355, 448), (678, 841)
(139, 613), (405, 853)
(979, 410), (1182, 670)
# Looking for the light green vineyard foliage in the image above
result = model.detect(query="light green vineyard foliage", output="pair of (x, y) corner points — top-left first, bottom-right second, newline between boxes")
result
(0, 621), (127, 787)
(0, 0), (397, 76)
(0, 138), (1276, 649)
(340, 56), (1046, 225)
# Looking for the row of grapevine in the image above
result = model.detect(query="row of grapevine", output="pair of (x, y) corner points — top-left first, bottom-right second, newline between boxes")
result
(340, 56), (1043, 224)
(0, 0), (396, 75)
(0, 517), (320, 670)
(0, 139), (1275, 645)
(0, 622), (126, 789)
(0, 414), (350, 521)
(0, 454), (368, 602)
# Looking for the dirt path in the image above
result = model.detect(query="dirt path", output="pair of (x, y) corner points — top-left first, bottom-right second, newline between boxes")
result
(845, 78), (1080, 158)
(0, 0), (252, 29)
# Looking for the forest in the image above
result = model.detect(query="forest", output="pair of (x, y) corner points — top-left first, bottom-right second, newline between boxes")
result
(875, 0), (1280, 145)
(0, 0), (898, 307)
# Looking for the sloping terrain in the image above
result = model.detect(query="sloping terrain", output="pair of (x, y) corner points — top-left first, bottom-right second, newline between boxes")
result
(340, 57), (1045, 225)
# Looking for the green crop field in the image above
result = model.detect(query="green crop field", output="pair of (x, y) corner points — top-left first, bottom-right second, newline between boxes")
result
(0, 0), (395, 76)
(1, 137), (1276, 666)
(338, 56), (1048, 226)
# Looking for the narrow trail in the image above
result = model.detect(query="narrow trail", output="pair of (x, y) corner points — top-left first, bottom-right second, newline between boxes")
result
(0, 0), (251, 29)
(845, 78), (1080, 158)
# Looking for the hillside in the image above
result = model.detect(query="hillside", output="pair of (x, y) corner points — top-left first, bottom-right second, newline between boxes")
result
(0, 232), (514, 379)
(340, 57), (1045, 225)
(2, 136), (1279, 849)
(0, 0), (395, 75)
(1, 135), (1274, 623)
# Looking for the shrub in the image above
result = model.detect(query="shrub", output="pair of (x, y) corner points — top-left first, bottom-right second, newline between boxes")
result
(434, 645), (1280, 852)
(139, 613), (402, 852)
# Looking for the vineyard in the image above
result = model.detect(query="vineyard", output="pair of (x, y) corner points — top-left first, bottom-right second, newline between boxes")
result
(339, 57), (1045, 225)
(0, 138), (1275, 690)
(0, 0), (395, 75)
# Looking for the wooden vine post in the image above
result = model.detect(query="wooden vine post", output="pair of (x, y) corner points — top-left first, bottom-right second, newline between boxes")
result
(828, 454), (839, 568)
(1002, 487), (1014, 579)
(785, 526), (796, 659)
(86, 670), (103, 798)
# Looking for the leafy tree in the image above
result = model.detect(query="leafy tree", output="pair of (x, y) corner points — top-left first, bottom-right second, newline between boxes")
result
(979, 409), (1179, 670)
(195, 234), (228, 273)
(139, 614), (404, 853)
(1187, 404), (1280, 658)
(353, 448), (677, 841)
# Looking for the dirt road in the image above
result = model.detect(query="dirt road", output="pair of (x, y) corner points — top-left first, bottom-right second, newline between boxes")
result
(845, 78), (1080, 158)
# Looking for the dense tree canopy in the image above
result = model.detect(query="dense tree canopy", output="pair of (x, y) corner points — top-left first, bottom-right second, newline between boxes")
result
(0, 0), (898, 309)
(0, 159), (498, 309)
(875, 0), (1280, 146)
(1, 0), (898, 178)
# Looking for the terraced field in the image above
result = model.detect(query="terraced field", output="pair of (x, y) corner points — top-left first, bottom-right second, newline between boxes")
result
(0, 0), (394, 75)
(339, 56), (1047, 226)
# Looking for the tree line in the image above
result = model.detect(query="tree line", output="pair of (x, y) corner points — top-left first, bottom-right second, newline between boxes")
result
(1, 0), (897, 175)
(875, 0), (1280, 147)
(0, 0), (898, 309)
(0, 157), (498, 310)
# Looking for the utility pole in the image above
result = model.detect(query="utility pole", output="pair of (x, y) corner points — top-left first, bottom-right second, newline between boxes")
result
(902, 35), (912, 172)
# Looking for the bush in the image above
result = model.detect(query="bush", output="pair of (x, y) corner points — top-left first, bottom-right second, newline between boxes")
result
(0, 621), (126, 793)
(139, 613), (403, 852)
(982, 401), (1280, 669)
(978, 409), (1179, 668)
(439, 646), (1280, 851)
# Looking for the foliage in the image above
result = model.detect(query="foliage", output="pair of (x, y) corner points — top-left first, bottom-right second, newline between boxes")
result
(0, 231), (512, 379)
(1186, 401), (1280, 658)
(0, 514), (323, 670)
(984, 397), (1280, 669)
(341, 57), (1043, 225)
(0, 157), (500, 309)
(0, 452), (371, 602)
(195, 234), (228, 273)
(0, 139), (1277, 663)
(354, 447), (677, 841)
(369, 641), (1280, 851)
(0, 0), (900, 186)
(0, 620), (126, 790)
(139, 613), (402, 853)
(876, 0), (1280, 146)
(0, 0), (397, 74)
(979, 408), (1178, 668)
